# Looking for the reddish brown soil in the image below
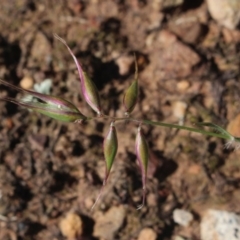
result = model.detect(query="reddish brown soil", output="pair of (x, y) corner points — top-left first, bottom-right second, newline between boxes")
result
(1, 1), (240, 240)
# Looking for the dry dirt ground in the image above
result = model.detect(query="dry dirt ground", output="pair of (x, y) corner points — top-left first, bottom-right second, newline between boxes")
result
(1, 0), (240, 240)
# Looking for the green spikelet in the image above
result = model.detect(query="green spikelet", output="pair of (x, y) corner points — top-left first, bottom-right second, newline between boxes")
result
(123, 55), (139, 116)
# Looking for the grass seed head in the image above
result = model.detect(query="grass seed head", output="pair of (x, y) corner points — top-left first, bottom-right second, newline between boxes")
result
(103, 121), (118, 183)
(0, 80), (87, 122)
(135, 124), (149, 209)
(54, 34), (102, 116)
(123, 55), (138, 116)
(91, 121), (118, 210)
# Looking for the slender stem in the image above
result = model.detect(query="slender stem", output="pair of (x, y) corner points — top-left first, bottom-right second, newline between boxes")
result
(140, 119), (230, 140)
(86, 115), (230, 140)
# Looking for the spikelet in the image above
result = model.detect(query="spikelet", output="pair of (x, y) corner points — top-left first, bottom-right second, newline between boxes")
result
(135, 124), (149, 210)
(91, 121), (118, 210)
(54, 34), (102, 115)
(123, 55), (138, 117)
(0, 80), (87, 123)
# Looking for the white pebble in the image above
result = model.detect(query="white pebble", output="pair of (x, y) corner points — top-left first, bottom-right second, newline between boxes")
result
(173, 208), (193, 227)
(201, 209), (240, 240)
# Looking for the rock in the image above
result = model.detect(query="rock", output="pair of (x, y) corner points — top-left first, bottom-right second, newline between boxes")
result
(86, 0), (118, 18)
(59, 212), (83, 240)
(33, 79), (52, 94)
(93, 205), (126, 240)
(27, 134), (48, 151)
(68, 0), (84, 14)
(173, 236), (187, 240)
(138, 228), (157, 240)
(0, 229), (17, 240)
(202, 22), (221, 48)
(201, 209), (240, 240)
(188, 164), (201, 175)
(84, 197), (95, 210)
(172, 101), (188, 124)
(152, 0), (184, 10)
(222, 28), (240, 44)
(29, 32), (52, 70)
(155, 30), (201, 78)
(115, 54), (134, 76)
(177, 80), (190, 92)
(227, 113), (240, 137)
(169, 18), (206, 45)
(173, 209), (193, 227)
(147, 193), (158, 207)
(206, 0), (240, 29)
(147, 12), (164, 31)
(20, 76), (34, 90)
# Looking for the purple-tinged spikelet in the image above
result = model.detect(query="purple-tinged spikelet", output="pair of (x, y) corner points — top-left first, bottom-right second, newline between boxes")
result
(54, 34), (102, 115)
(81, 71), (101, 115)
(0, 79), (87, 123)
(135, 124), (149, 210)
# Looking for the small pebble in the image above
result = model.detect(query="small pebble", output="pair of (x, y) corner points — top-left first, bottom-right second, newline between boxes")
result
(59, 212), (83, 239)
(172, 101), (188, 124)
(173, 208), (193, 227)
(177, 80), (190, 92)
(20, 76), (34, 90)
(227, 113), (240, 137)
(147, 193), (158, 207)
(115, 55), (134, 76)
(174, 236), (187, 240)
(206, 0), (240, 29)
(93, 206), (126, 240)
(138, 228), (157, 240)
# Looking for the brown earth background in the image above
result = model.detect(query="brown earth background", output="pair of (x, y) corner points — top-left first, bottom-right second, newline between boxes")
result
(1, 0), (240, 239)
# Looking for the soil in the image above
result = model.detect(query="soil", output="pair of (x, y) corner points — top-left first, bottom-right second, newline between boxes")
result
(1, 1), (240, 240)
